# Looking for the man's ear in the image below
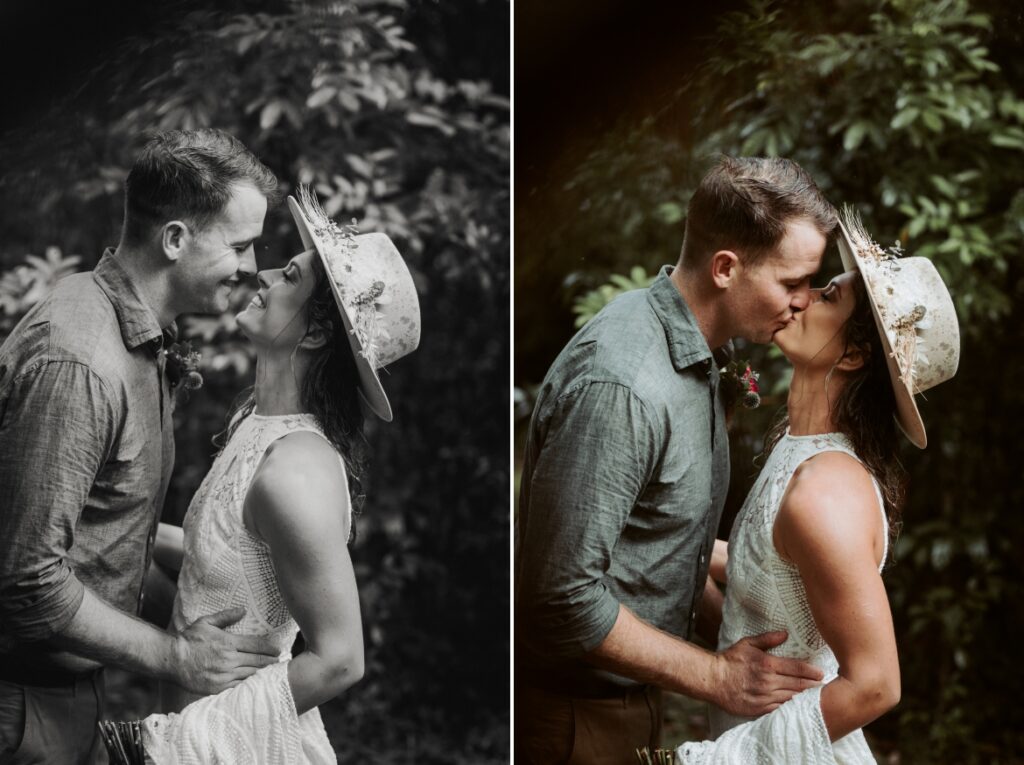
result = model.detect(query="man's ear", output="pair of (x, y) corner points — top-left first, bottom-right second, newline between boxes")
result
(710, 250), (741, 289)
(835, 343), (867, 373)
(298, 326), (329, 351)
(161, 221), (190, 262)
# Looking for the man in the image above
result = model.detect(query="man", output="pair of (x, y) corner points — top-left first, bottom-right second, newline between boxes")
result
(515, 157), (837, 763)
(0, 129), (283, 763)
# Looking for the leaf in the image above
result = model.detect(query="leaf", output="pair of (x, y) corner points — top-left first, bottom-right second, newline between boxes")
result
(306, 87), (337, 109)
(842, 121), (867, 151)
(891, 107), (919, 130)
(406, 111), (456, 136)
(930, 175), (958, 199)
(921, 111), (943, 132)
(259, 100), (283, 130)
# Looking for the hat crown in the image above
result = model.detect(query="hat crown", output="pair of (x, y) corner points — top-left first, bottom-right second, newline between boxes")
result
(340, 232), (422, 368)
(862, 255), (959, 393)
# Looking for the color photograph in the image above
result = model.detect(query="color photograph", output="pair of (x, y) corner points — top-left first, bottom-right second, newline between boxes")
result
(515, 1), (1024, 762)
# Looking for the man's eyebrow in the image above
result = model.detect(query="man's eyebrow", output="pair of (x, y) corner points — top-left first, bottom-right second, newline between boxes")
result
(230, 237), (256, 247)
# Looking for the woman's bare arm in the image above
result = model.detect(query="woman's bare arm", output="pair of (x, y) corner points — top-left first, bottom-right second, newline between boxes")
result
(245, 432), (365, 716)
(774, 452), (900, 741)
(154, 522), (185, 573)
(710, 539), (728, 584)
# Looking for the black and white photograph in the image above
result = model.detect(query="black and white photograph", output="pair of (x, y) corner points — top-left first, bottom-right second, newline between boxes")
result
(0, 1), (508, 763)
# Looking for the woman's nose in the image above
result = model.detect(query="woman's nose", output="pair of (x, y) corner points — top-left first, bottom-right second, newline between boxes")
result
(256, 270), (271, 289)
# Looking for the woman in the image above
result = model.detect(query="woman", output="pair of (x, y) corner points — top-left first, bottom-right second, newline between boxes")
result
(676, 209), (959, 763)
(113, 190), (420, 763)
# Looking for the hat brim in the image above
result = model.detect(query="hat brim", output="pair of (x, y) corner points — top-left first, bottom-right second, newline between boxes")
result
(837, 223), (926, 448)
(287, 196), (393, 422)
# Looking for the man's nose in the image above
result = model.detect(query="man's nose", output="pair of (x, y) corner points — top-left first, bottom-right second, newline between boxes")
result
(239, 247), (257, 277)
(792, 285), (813, 311)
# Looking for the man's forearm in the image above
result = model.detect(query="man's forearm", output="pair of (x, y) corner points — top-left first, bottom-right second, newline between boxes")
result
(51, 588), (178, 682)
(584, 603), (721, 702)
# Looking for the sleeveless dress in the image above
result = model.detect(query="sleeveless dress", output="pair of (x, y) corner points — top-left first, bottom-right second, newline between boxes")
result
(677, 431), (888, 764)
(141, 412), (348, 764)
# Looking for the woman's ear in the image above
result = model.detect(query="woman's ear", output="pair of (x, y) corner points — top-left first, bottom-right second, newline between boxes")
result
(298, 326), (329, 351)
(836, 343), (867, 372)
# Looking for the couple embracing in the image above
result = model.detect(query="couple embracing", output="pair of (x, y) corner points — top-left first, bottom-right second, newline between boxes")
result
(0, 129), (419, 763)
(516, 157), (959, 763)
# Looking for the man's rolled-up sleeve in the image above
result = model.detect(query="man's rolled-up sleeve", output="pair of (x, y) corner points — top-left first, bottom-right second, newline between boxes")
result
(0, 361), (116, 641)
(518, 381), (658, 657)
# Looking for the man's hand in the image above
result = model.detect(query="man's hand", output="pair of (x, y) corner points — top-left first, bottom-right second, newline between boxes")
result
(173, 607), (280, 695)
(711, 630), (824, 717)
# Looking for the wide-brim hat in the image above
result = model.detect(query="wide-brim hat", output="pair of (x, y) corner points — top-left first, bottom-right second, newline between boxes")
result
(288, 189), (421, 422)
(836, 207), (960, 448)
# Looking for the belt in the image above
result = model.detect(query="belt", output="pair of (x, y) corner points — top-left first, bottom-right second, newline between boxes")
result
(0, 655), (103, 689)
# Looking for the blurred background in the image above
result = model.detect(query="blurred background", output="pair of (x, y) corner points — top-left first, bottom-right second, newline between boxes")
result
(516, 0), (1023, 762)
(0, 0), (508, 762)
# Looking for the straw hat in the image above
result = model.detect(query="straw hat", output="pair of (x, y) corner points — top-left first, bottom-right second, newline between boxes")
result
(836, 207), (960, 448)
(288, 188), (420, 422)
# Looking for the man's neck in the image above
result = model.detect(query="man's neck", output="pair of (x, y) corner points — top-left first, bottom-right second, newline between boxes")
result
(110, 244), (179, 328)
(671, 265), (731, 350)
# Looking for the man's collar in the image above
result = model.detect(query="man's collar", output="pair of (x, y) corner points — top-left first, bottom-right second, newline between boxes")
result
(93, 249), (174, 352)
(647, 265), (714, 372)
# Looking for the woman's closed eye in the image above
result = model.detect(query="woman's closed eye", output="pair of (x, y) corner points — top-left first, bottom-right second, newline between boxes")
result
(819, 284), (838, 303)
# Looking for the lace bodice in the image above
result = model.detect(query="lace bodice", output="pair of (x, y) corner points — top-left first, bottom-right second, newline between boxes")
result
(171, 412), (349, 657)
(680, 431), (887, 764)
(150, 411), (345, 764)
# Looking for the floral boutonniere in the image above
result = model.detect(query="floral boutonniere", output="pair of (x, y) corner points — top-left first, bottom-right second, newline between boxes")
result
(165, 340), (203, 397)
(720, 359), (761, 410)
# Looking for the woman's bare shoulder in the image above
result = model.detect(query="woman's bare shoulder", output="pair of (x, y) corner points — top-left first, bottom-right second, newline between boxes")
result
(775, 451), (880, 564)
(246, 431), (350, 542)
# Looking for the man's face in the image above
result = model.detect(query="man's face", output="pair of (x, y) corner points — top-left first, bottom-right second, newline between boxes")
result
(727, 218), (826, 344)
(177, 182), (267, 314)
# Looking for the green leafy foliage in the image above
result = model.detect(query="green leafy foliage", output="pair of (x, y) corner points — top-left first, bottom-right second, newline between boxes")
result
(0, 2), (508, 762)
(571, 266), (656, 327)
(517, 0), (1024, 760)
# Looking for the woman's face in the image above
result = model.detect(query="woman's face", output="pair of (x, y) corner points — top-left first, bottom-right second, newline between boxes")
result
(237, 248), (321, 349)
(773, 270), (862, 369)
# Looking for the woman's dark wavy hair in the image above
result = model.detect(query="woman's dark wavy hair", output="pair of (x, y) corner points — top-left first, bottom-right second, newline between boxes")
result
(216, 257), (367, 535)
(762, 273), (905, 544)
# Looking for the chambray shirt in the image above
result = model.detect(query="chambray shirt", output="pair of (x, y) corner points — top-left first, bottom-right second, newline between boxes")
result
(515, 266), (729, 694)
(0, 250), (175, 673)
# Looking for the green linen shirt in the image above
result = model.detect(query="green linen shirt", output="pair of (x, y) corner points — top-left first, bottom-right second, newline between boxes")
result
(515, 265), (730, 695)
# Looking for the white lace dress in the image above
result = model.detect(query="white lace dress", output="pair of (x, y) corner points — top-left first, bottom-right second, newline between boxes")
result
(677, 431), (888, 765)
(141, 412), (346, 764)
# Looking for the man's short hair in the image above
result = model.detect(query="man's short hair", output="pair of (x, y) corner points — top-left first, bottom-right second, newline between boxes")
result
(679, 156), (837, 269)
(122, 129), (280, 245)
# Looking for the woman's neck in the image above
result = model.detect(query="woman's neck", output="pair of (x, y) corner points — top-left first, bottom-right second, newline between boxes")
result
(253, 349), (308, 416)
(786, 366), (843, 436)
